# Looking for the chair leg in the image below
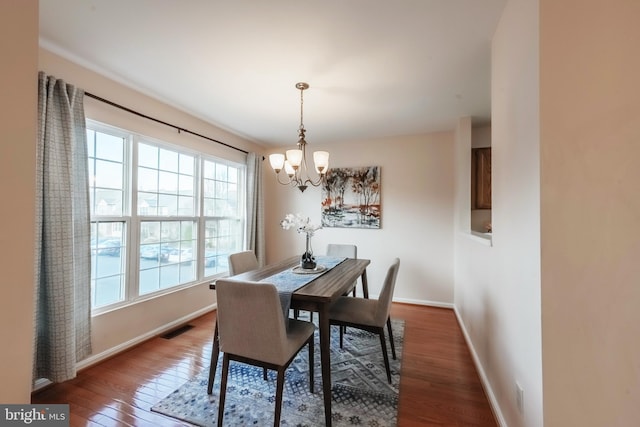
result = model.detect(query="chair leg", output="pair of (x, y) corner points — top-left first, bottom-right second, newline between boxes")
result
(387, 317), (397, 360)
(207, 321), (220, 394)
(217, 354), (230, 427)
(274, 368), (285, 427)
(342, 322), (350, 343)
(339, 324), (344, 348)
(378, 328), (392, 384)
(263, 367), (268, 380)
(308, 337), (314, 393)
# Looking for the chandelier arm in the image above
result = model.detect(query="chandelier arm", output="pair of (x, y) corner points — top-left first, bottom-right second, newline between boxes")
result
(289, 169), (303, 188)
(295, 146), (325, 187)
(299, 147), (309, 173)
(273, 171), (294, 186)
(302, 175), (326, 187)
(274, 171), (309, 189)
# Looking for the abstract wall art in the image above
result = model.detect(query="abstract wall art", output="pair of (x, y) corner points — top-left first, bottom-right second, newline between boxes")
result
(321, 166), (381, 229)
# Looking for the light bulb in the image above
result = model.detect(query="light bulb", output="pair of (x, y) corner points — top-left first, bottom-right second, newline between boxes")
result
(286, 149), (303, 168)
(284, 161), (295, 177)
(269, 153), (285, 172)
(313, 151), (329, 174)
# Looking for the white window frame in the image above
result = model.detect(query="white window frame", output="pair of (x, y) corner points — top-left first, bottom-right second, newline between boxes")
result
(87, 121), (132, 312)
(199, 156), (246, 278)
(87, 119), (246, 315)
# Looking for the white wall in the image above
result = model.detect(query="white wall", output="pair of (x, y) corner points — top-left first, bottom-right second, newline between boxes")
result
(264, 133), (455, 305)
(0, 0), (38, 403)
(38, 49), (264, 361)
(540, 0), (640, 425)
(454, 0), (543, 426)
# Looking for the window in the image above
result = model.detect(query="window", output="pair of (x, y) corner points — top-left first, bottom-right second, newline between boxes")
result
(202, 160), (242, 276)
(87, 121), (245, 311)
(137, 143), (195, 216)
(87, 126), (128, 308)
(138, 220), (197, 295)
(137, 142), (198, 295)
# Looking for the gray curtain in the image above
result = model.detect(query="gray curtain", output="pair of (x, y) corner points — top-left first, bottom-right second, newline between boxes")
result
(246, 152), (265, 266)
(33, 72), (92, 383)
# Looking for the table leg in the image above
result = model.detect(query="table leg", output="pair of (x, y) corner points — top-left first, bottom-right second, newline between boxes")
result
(319, 305), (332, 427)
(207, 320), (219, 394)
(361, 269), (369, 299)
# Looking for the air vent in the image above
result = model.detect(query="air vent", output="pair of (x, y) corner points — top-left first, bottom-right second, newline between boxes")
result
(161, 324), (194, 339)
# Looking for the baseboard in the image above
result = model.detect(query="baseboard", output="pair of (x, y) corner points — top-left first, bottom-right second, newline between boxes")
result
(392, 296), (454, 309)
(78, 304), (216, 370)
(33, 378), (52, 392)
(453, 306), (507, 427)
(33, 304), (216, 393)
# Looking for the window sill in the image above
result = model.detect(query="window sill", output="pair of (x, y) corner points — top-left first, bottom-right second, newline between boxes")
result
(91, 275), (225, 317)
(462, 231), (493, 247)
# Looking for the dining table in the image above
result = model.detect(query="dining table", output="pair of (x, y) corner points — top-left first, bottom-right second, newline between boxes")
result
(209, 255), (370, 427)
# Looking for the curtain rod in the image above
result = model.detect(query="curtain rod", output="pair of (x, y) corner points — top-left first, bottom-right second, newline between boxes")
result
(84, 91), (249, 155)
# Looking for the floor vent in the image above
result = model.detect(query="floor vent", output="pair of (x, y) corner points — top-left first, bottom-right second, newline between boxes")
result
(162, 324), (194, 339)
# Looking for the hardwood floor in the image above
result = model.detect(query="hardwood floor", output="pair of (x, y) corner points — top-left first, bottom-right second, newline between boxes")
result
(393, 304), (497, 426)
(32, 304), (497, 426)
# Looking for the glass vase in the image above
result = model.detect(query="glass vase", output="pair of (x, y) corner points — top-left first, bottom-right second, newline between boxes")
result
(300, 233), (317, 269)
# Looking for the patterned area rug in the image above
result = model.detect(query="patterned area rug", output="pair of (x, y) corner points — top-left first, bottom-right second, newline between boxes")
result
(152, 316), (404, 426)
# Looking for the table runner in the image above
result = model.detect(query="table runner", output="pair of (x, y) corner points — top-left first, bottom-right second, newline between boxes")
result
(260, 256), (347, 323)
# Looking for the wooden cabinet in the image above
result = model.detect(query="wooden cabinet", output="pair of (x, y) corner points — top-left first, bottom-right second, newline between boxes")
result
(472, 147), (491, 209)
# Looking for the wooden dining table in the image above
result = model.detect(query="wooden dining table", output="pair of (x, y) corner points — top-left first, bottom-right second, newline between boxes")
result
(209, 256), (370, 427)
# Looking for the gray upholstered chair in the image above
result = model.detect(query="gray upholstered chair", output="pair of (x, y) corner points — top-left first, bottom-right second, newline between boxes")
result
(228, 250), (259, 275)
(215, 279), (315, 427)
(328, 258), (400, 384)
(207, 250), (261, 394)
(326, 244), (359, 297)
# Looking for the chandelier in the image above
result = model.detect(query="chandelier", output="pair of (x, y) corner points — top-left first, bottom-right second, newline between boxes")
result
(268, 82), (329, 192)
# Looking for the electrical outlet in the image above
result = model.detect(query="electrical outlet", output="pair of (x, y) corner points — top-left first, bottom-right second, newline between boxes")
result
(516, 382), (524, 414)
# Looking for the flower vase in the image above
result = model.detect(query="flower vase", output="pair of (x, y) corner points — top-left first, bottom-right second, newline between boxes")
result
(300, 234), (316, 270)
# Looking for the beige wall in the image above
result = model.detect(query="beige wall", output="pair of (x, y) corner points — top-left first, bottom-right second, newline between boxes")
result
(455, 1), (543, 426)
(38, 49), (264, 363)
(264, 133), (456, 305)
(0, 0), (38, 403)
(540, 0), (640, 425)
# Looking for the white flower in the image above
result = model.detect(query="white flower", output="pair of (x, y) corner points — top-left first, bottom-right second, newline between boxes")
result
(280, 213), (321, 237)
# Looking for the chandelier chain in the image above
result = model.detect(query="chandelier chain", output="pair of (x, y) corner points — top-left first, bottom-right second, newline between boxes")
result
(299, 85), (305, 132)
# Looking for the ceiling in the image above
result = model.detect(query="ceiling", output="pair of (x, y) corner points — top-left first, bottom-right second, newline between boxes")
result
(39, 0), (506, 147)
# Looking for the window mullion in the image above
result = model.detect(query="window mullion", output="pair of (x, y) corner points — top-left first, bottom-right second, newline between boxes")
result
(196, 155), (204, 279)
(123, 217), (136, 301)
(126, 134), (138, 301)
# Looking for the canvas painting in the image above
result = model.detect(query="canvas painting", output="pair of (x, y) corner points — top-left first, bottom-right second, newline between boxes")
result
(321, 166), (381, 228)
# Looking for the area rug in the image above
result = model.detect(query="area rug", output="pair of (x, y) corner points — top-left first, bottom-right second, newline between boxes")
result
(152, 316), (404, 426)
